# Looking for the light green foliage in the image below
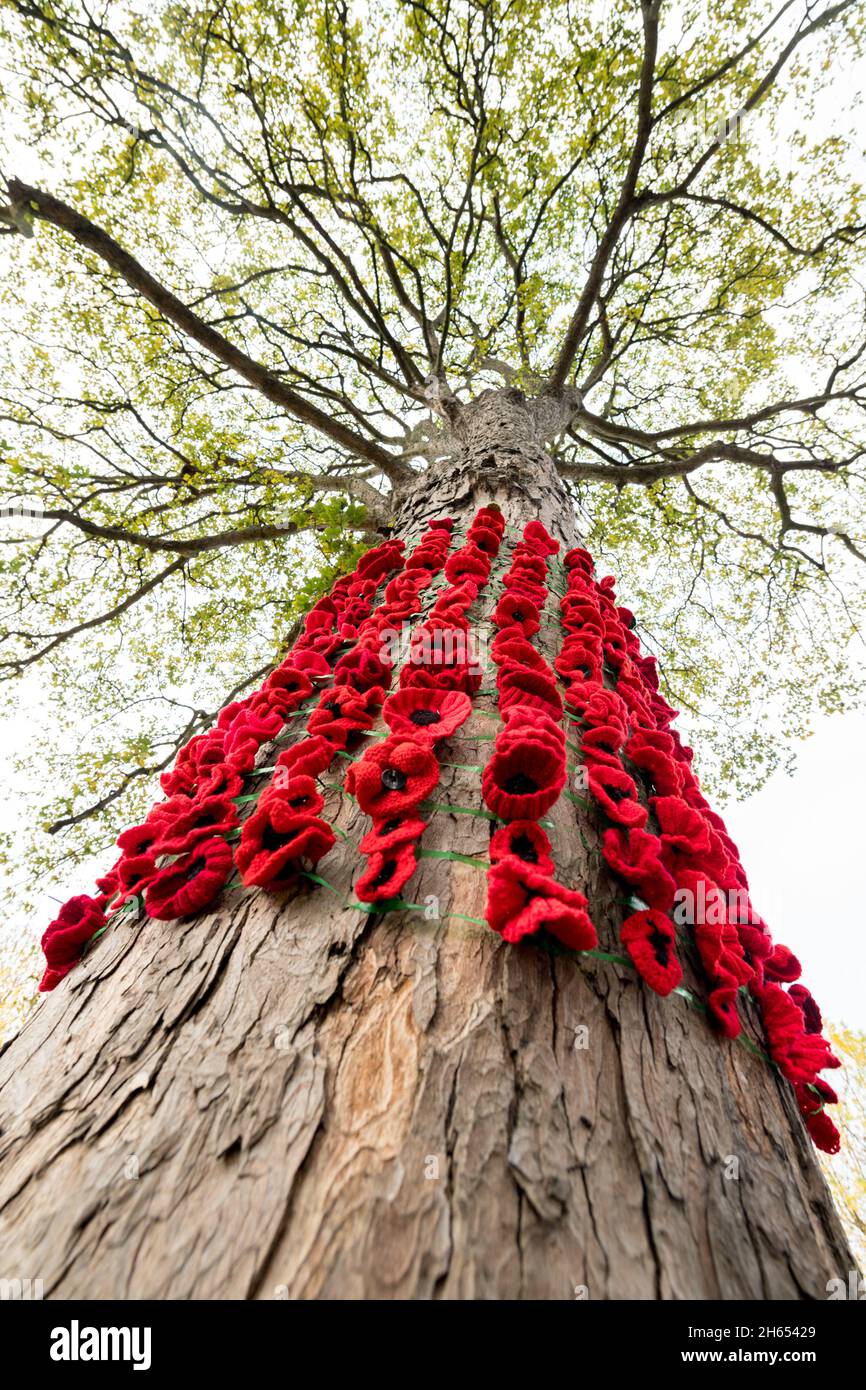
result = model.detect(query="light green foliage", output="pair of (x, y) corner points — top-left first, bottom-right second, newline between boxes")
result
(0, 0), (864, 906)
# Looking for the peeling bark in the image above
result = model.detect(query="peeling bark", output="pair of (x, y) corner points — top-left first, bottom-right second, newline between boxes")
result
(0, 389), (853, 1300)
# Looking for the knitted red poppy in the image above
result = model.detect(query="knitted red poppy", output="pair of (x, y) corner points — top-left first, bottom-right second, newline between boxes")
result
(586, 764), (647, 827)
(486, 858), (596, 949)
(490, 633), (548, 672)
(764, 943), (802, 983)
(466, 524), (501, 556)
(625, 742), (683, 796)
(488, 819), (554, 875)
(482, 742), (565, 820)
(307, 685), (382, 748)
(444, 547), (490, 586)
(522, 520), (559, 555)
(39, 894), (107, 991)
(601, 827), (677, 910)
(581, 723), (627, 760)
(382, 687), (472, 742)
(620, 909), (682, 996)
(116, 850), (159, 899)
(708, 981), (742, 1039)
(358, 812), (428, 855)
(492, 592), (540, 637)
(346, 735), (440, 816)
(333, 644), (392, 693)
(356, 843), (419, 903)
(788, 984), (823, 1035)
(151, 792), (239, 855)
(497, 664), (563, 718)
(400, 661), (483, 695)
(275, 734), (336, 779)
(556, 643), (603, 686)
(235, 792), (335, 889)
(564, 546), (595, 574)
(144, 837), (234, 921)
(474, 505), (505, 534)
(263, 666), (315, 703)
(116, 819), (164, 858)
(757, 983), (840, 1086)
(572, 686), (629, 732)
(801, 1107), (841, 1154)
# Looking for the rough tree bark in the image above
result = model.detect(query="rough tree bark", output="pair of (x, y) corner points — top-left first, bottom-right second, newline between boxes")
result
(0, 389), (853, 1299)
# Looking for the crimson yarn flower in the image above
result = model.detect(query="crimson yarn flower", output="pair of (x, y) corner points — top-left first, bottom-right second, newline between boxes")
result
(489, 820), (555, 876)
(382, 687), (472, 742)
(620, 909), (682, 996)
(764, 942), (802, 983)
(497, 663), (563, 718)
(482, 741), (565, 821)
(358, 812), (428, 855)
(356, 843), (419, 903)
(788, 984), (823, 1035)
(586, 763), (647, 827)
(444, 547), (490, 587)
(235, 789), (334, 889)
(757, 983), (840, 1086)
(39, 895), (106, 991)
(486, 858), (597, 950)
(151, 792), (239, 855)
(346, 734), (440, 817)
(144, 837), (234, 921)
(490, 633), (549, 671)
(492, 592), (540, 637)
(601, 827), (676, 911)
(522, 520), (559, 555)
(333, 644), (392, 693)
(275, 734), (337, 779)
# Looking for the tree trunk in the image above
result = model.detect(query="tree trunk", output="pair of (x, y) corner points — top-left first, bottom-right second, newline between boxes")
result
(0, 389), (853, 1300)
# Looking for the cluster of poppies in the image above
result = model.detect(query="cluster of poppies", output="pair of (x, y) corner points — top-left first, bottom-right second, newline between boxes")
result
(483, 521), (597, 952)
(559, 544), (840, 1151)
(37, 533), (412, 990)
(346, 507), (503, 902)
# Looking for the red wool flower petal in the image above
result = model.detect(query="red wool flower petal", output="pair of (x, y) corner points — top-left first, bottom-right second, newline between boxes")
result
(486, 858), (596, 950)
(708, 981), (742, 1039)
(601, 827), (676, 910)
(497, 664), (563, 718)
(355, 843), (419, 903)
(586, 764), (647, 827)
(620, 909), (682, 996)
(482, 741), (566, 821)
(275, 735), (337, 779)
(151, 792), (239, 855)
(787, 984), (823, 1034)
(346, 735), (440, 816)
(235, 788), (335, 889)
(757, 983), (840, 1086)
(39, 895), (107, 990)
(764, 943), (802, 983)
(382, 687), (472, 741)
(144, 837), (234, 921)
(489, 820), (556, 876)
(492, 592), (540, 637)
(358, 813), (428, 854)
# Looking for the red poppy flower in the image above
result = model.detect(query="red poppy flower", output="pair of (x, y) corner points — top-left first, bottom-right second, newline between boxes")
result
(522, 520), (559, 555)
(466, 524), (501, 556)
(788, 984), (823, 1035)
(482, 741), (566, 820)
(764, 943), (802, 983)
(802, 1107), (841, 1154)
(492, 592), (540, 637)
(275, 734), (337, 779)
(486, 858), (597, 949)
(382, 687), (472, 742)
(708, 981), (742, 1039)
(556, 643), (603, 686)
(757, 983), (840, 1086)
(473, 506), (504, 535)
(581, 723), (627, 761)
(151, 792), (239, 855)
(400, 661), (483, 695)
(499, 703), (564, 743)
(497, 664), (563, 718)
(307, 685), (383, 748)
(263, 665), (314, 703)
(235, 791), (335, 889)
(444, 547), (490, 587)
(286, 649), (331, 681)
(358, 812), (428, 855)
(116, 818), (164, 858)
(346, 734), (440, 816)
(571, 686), (629, 732)
(586, 764), (647, 827)
(355, 843), (419, 903)
(564, 546), (595, 574)
(144, 837), (234, 921)
(115, 850), (158, 900)
(355, 540), (405, 582)
(333, 644), (392, 693)
(620, 909), (682, 996)
(39, 895), (107, 991)
(490, 633), (549, 671)
(624, 741), (683, 796)
(601, 827), (676, 910)
(490, 820), (556, 876)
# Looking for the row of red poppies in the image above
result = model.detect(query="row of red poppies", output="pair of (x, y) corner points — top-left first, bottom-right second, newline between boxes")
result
(36, 528), (437, 989)
(556, 545), (841, 1152)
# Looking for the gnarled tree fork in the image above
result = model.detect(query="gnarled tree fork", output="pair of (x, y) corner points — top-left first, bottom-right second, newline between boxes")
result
(0, 0), (863, 1297)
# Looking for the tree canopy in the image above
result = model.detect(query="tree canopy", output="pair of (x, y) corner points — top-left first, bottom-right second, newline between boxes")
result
(1, 0), (865, 906)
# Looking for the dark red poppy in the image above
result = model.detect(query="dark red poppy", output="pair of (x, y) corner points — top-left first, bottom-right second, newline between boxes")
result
(263, 665), (314, 703)
(382, 687), (472, 742)
(39, 895), (107, 991)
(556, 643), (603, 686)
(333, 644), (392, 693)
(482, 741), (566, 821)
(581, 723), (627, 762)
(624, 740), (683, 796)
(620, 909), (682, 996)
(486, 857), (597, 949)
(586, 764), (647, 827)
(346, 735), (440, 817)
(569, 686), (629, 732)
(400, 661), (483, 695)
(356, 843), (419, 903)
(490, 633), (549, 671)
(144, 837), (234, 921)
(116, 818), (164, 858)
(235, 791), (335, 889)
(802, 1108), (841, 1154)
(492, 592), (540, 637)
(787, 984), (823, 1035)
(490, 819), (555, 875)
(601, 827), (677, 910)
(708, 981), (742, 1039)
(307, 684), (383, 748)
(444, 547), (491, 587)
(522, 520), (559, 555)
(473, 506), (505, 535)
(564, 546), (595, 575)
(466, 524), (501, 556)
